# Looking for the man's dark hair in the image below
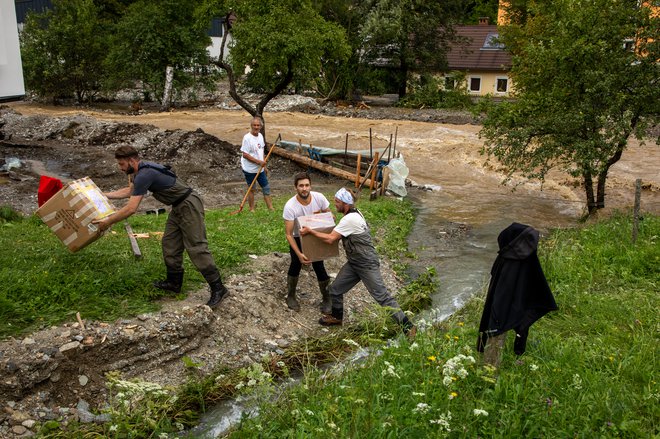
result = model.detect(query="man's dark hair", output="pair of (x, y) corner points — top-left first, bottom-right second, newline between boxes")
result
(293, 172), (311, 187)
(115, 145), (139, 159)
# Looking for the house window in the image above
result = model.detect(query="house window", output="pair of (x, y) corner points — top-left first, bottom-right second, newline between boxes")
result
(496, 77), (509, 93)
(468, 76), (481, 93)
(444, 76), (456, 90)
(622, 38), (635, 52)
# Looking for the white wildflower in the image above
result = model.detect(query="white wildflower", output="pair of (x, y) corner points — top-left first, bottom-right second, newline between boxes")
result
(382, 361), (401, 379)
(412, 392), (426, 397)
(530, 364), (539, 371)
(305, 409), (315, 416)
(109, 425), (118, 432)
(413, 403), (431, 414)
(409, 342), (419, 350)
(473, 408), (489, 417)
(572, 373), (583, 390)
(343, 338), (361, 347)
(429, 411), (452, 432)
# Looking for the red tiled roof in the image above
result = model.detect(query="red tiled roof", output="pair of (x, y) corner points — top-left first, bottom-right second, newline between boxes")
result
(446, 25), (512, 72)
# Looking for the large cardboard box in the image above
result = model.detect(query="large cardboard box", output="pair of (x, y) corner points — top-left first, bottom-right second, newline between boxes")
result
(295, 212), (339, 262)
(36, 177), (115, 252)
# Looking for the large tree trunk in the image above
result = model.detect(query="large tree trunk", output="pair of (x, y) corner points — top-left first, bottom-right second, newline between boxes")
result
(583, 171), (597, 215)
(397, 61), (408, 99)
(160, 66), (174, 112)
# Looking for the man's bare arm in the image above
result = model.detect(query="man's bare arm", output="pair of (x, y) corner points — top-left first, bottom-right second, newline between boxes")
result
(300, 227), (341, 245)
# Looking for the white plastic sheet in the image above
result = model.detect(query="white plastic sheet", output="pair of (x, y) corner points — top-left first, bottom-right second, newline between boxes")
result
(385, 154), (409, 197)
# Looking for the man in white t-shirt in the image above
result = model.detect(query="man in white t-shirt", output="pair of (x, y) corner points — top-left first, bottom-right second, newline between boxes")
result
(240, 116), (273, 211)
(282, 172), (332, 312)
(300, 188), (415, 337)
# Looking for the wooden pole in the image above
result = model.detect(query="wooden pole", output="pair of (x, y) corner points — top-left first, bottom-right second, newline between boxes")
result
(369, 128), (373, 160)
(632, 178), (642, 243)
(344, 133), (349, 166)
(387, 133), (393, 163)
(369, 152), (380, 200)
(393, 126), (398, 158)
(355, 153), (362, 188)
(369, 152), (379, 192)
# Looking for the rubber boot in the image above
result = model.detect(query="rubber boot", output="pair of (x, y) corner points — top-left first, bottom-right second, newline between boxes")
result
(318, 278), (332, 314)
(286, 275), (300, 311)
(319, 307), (343, 326)
(513, 328), (529, 355)
(206, 279), (229, 309)
(153, 270), (183, 294)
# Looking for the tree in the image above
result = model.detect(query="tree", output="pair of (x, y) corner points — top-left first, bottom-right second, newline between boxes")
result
(359, 0), (463, 98)
(312, 0), (367, 101)
(105, 0), (214, 108)
(199, 0), (350, 136)
(480, 0), (659, 215)
(20, 0), (109, 104)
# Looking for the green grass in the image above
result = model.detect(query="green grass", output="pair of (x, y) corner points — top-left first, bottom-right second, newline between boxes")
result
(0, 193), (414, 338)
(228, 213), (659, 438)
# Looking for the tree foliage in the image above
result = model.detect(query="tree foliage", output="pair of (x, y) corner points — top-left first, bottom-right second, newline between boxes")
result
(105, 0), (214, 106)
(199, 0), (350, 130)
(358, 0), (463, 98)
(480, 0), (659, 215)
(20, 0), (108, 103)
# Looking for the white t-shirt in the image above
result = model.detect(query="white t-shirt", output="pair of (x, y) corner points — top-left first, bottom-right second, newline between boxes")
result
(240, 132), (265, 173)
(334, 211), (368, 237)
(283, 192), (330, 238)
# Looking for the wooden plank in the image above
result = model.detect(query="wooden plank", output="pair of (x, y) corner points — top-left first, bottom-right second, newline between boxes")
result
(124, 222), (143, 259)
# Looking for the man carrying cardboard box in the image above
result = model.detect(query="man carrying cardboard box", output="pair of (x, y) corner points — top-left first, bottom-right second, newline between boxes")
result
(300, 187), (415, 337)
(283, 172), (333, 312)
(93, 146), (229, 309)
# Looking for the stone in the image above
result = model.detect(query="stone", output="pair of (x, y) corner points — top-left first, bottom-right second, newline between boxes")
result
(12, 425), (27, 435)
(78, 375), (89, 386)
(59, 341), (80, 352)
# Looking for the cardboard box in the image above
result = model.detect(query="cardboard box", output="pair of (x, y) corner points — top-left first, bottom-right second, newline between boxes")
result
(295, 212), (339, 262)
(36, 177), (115, 252)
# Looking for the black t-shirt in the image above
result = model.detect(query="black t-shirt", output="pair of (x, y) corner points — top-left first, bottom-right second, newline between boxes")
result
(132, 161), (176, 196)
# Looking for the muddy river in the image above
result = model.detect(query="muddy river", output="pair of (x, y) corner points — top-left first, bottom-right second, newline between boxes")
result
(6, 102), (659, 317)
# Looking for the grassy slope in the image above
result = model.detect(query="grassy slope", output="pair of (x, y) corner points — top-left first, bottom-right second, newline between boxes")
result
(0, 194), (413, 338)
(230, 213), (659, 438)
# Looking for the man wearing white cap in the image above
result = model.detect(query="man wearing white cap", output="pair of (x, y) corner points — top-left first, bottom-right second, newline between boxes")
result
(301, 187), (415, 336)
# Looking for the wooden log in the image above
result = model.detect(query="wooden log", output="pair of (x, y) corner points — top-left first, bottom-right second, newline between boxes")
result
(271, 146), (374, 188)
(483, 332), (507, 368)
(355, 153), (362, 188)
(381, 166), (390, 195)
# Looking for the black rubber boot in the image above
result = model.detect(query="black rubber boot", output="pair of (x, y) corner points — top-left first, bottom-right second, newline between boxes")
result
(513, 328), (529, 355)
(206, 279), (229, 309)
(318, 278), (332, 314)
(286, 275), (300, 311)
(153, 270), (183, 294)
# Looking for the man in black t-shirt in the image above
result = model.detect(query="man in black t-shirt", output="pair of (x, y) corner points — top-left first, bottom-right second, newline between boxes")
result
(94, 146), (229, 309)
